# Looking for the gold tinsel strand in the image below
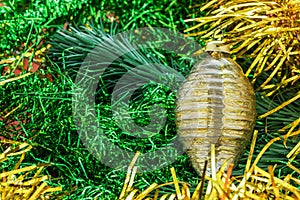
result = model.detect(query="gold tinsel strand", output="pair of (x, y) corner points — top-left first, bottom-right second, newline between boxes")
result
(184, 0), (300, 97)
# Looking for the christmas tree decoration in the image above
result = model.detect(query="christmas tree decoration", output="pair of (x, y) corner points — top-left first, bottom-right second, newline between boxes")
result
(175, 40), (256, 175)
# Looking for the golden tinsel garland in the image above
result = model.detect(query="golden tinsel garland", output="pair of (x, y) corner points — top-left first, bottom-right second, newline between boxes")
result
(185, 0), (300, 97)
(0, 140), (63, 199)
(119, 131), (300, 199)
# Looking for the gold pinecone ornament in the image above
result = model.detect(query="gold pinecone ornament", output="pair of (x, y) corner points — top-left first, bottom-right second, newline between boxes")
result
(185, 0), (300, 96)
(175, 41), (256, 175)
